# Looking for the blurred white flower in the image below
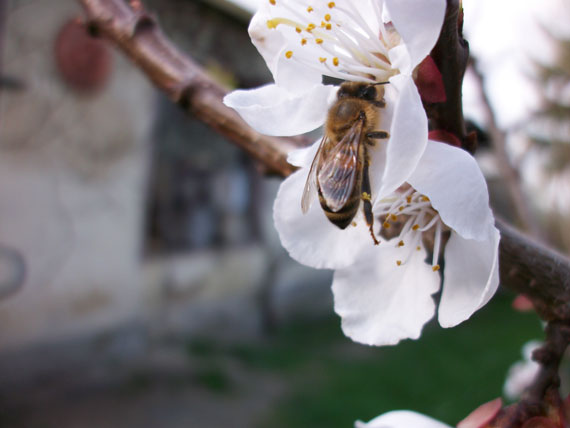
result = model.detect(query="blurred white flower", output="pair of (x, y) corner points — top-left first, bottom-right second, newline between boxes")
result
(355, 410), (452, 428)
(357, 398), (503, 428)
(503, 340), (542, 400)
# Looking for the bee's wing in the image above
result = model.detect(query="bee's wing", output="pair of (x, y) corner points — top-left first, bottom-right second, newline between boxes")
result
(301, 138), (326, 214)
(317, 119), (364, 213)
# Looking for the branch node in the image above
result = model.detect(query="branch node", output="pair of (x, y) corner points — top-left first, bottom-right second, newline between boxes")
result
(132, 12), (156, 36)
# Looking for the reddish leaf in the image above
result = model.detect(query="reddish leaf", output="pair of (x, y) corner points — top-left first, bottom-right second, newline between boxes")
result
(428, 129), (462, 147)
(457, 398), (503, 428)
(416, 55), (446, 104)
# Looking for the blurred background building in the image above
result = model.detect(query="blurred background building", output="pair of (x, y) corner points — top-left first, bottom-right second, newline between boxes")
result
(0, 0), (566, 427)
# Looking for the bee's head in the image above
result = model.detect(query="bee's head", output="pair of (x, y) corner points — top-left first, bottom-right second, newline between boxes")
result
(337, 81), (388, 101)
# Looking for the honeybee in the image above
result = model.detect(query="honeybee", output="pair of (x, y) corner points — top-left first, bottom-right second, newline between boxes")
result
(301, 81), (390, 245)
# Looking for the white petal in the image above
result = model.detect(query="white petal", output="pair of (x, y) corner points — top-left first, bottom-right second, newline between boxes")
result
(375, 75), (428, 201)
(248, 5), (284, 77)
(407, 140), (494, 241)
(249, 4), (322, 92)
(332, 242), (439, 346)
(384, 0), (446, 74)
(438, 226), (500, 328)
(273, 166), (375, 270)
(286, 138), (321, 168)
(356, 410), (452, 428)
(503, 357), (541, 400)
(223, 83), (336, 136)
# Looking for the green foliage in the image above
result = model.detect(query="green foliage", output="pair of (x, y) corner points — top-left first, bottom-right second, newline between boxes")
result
(185, 295), (541, 427)
(193, 366), (233, 393)
(253, 295), (541, 427)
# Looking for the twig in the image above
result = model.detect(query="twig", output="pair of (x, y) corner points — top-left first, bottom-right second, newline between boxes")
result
(469, 59), (542, 238)
(79, 0), (301, 177)
(498, 219), (570, 322)
(424, 0), (474, 152)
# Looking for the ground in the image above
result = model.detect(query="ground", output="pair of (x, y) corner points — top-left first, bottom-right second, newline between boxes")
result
(0, 294), (542, 428)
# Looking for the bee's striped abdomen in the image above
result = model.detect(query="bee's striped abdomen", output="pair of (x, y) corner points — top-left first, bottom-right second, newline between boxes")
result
(318, 188), (361, 229)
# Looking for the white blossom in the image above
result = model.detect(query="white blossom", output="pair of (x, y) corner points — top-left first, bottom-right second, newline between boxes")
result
(224, 0), (500, 347)
(355, 410), (452, 428)
(331, 141), (500, 345)
(224, 0), (446, 199)
(503, 340), (542, 400)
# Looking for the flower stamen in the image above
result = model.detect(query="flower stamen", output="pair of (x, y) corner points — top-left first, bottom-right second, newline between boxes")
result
(263, 0), (396, 83)
(376, 188), (446, 273)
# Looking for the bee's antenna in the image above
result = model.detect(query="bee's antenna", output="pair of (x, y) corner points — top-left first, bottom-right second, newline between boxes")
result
(372, 81), (389, 86)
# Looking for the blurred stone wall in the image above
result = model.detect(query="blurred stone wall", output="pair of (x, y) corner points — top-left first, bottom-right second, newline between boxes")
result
(0, 0), (154, 349)
(0, 0), (332, 354)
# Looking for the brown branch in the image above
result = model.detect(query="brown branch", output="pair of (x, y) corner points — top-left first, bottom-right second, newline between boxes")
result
(498, 219), (570, 322)
(424, 0), (475, 152)
(490, 322), (570, 428)
(79, 0), (300, 177)
(469, 59), (542, 238)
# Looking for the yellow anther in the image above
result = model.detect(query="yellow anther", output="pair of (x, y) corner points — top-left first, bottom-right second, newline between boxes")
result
(306, 23), (316, 31)
(422, 196), (430, 202)
(285, 50), (293, 59)
(416, 246), (421, 251)
(328, 1), (336, 8)
(269, 0), (276, 4)
(307, 6), (314, 12)
(324, 13), (331, 21)
(361, 192), (371, 201)
(296, 27), (302, 33)
(396, 260), (402, 266)
(412, 224), (419, 231)
(319, 57), (327, 63)
(301, 38), (307, 45)
(383, 221), (391, 229)
(351, 221), (357, 227)
(390, 214), (398, 221)
(316, 38), (324, 44)
(332, 57), (339, 66)
(432, 265), (441, 272)
(406, 196), (412, 203)
(398, 240), (405, 247)
(398, 206), (404, 211)
(326, 23), (332, 30)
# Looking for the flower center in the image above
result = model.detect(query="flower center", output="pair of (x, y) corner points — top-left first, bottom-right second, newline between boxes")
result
(265, 0), (398, 82)
(375, 187), (446, 271)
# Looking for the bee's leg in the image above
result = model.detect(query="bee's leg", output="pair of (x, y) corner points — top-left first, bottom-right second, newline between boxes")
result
(361, 158), (380, 245)
(370, 100), (386, 108)
(366, 131), (390, 140)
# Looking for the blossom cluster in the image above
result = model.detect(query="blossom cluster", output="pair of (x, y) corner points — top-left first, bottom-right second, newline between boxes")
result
(224, 0), (500, 347)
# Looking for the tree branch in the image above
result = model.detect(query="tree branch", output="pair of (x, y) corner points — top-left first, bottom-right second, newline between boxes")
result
(469, 59), (542, 238)
(424, 0), (475, 152)
(78, 0), (300, 177)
